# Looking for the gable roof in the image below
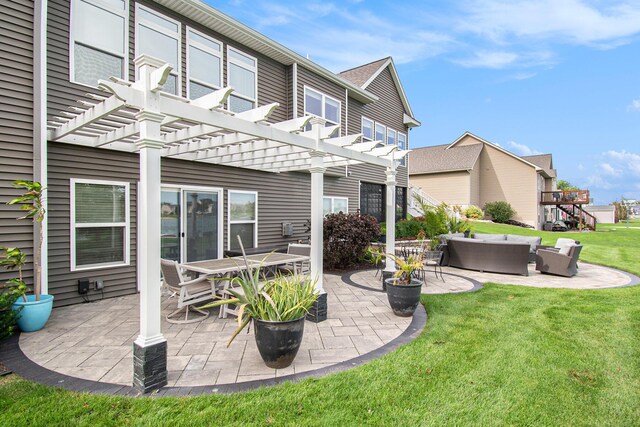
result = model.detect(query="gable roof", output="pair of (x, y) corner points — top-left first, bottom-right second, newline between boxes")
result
(447, 132), (541, 171)
(522, 154), (557, 178)
(152, 0), (377, 104)
(409, 143), (483, 175)
(338, 57), (420, 126)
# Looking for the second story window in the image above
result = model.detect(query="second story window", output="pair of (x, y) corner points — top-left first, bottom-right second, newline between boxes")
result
(136, 5), (180, 95)
(387, 129), (397, 147)
(375, 123), (386, 143)
(187, 28), (222, 99)
(227, 47), (257, 113)
(398, 132), (407, 166)
(304, 87), (341, 132)
(70, 0), (128, 87)
(361, 117), (373, 142)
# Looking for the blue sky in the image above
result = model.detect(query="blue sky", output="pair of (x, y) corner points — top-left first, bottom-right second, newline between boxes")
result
(210, 0), (640, 204)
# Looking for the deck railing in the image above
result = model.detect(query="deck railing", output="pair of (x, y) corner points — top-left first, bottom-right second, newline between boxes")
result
(541, 190), (589, 205)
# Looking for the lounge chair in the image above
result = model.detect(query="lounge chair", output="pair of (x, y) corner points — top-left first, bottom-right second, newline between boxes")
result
(161, 259), (217, 324)
(535, 244), (582, 277)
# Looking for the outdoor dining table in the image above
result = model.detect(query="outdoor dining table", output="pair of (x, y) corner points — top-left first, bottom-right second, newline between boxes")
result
(181, 252), (311, 275)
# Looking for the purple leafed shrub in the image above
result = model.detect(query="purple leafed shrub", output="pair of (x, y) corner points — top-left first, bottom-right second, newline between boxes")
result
(323, 212), (379, 269)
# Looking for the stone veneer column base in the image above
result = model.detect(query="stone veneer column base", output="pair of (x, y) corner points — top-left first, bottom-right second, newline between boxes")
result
(133, 340), (168, 393)
(306, 292), (327, 323)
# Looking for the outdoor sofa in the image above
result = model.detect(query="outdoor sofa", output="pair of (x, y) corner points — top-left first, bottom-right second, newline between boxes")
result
(440, 233), (542, 264)
(535, 240), (582, 277)
(445, 237), (531, 276)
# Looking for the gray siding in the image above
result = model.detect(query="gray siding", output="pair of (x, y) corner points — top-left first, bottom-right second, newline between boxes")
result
(297, 65), (347, 135)
(48, 143), (139, 306)
(0, 0), (34, 286)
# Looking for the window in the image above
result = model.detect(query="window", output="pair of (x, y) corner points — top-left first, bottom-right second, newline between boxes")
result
(397, 132), (407, 166)
(227, 47), (257, 113)
(396, 187), (407, 221)
(361, 117), (373, 142)
(304, 87), (341, 132)
(360, 182), (385, 223)
(187, 28), (222, 99)
(375, 123), (386, 143)
(71, 179), (130, 271)
(70, 0), (128, 86)
(387, 128), (397, 147)
(136, 5), (180, 95)
(228, 191), (258, 250)
(323, 197), (348, 216)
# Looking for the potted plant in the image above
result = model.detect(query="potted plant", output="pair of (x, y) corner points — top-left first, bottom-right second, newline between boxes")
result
(7, 180), (54, 332)
(384, 253), (424, 317)
(0, 247), (28, 339)
(202, 240), (319, 369)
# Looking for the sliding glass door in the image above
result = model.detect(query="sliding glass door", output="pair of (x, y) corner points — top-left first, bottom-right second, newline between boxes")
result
(161, 186), (222, 263)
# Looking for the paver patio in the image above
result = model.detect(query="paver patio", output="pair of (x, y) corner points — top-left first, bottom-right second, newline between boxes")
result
(12, 262), (638, 392)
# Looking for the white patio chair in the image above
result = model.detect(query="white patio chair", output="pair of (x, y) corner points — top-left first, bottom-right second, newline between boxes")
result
(161, 259), (217, 324)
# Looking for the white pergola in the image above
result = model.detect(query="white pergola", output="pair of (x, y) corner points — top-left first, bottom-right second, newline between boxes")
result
(47, 55), (404, 391)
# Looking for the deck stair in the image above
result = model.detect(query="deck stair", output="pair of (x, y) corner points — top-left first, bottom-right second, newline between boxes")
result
(558, 204), (597, 231)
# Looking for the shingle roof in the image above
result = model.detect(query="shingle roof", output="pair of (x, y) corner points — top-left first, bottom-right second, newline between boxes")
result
(521, 154), (556, 178)
(409, 143), (483, 175)
(338, 57), (390, 87)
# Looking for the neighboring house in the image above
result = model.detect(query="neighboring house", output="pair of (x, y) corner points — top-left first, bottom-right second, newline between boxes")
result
(409, 132), (557, 229)
(0, 0), (420, 307)
(585, 205), (615, 224)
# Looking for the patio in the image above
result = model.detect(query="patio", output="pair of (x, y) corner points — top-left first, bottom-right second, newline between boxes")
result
(6, 261), (638, 396)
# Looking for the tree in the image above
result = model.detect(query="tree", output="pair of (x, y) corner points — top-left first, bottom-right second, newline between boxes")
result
(557, 180), (579, 191)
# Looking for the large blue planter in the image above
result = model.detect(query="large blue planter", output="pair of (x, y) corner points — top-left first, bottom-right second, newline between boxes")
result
(12, 294), (54, 332)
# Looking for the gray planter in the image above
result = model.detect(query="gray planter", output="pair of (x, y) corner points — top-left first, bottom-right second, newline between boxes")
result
(384, 278), (423, 317)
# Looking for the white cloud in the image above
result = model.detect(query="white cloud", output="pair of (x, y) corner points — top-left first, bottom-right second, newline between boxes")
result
(507, 141), (542, 156)
(454, 50), (518, 69)
(459, 0), (640, 47)
(629, 98), (640, 111)
(585, 174), (614, 190)
(604, 150), (640, 176)
(599, 162), (622, 177)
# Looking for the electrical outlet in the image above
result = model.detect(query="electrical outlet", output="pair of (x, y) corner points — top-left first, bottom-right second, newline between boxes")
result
(95, 279), (104, 290)
(78, 279), (90, 294)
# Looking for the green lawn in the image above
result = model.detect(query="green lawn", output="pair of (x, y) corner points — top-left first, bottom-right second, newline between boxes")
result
(1, 222), (640, 426)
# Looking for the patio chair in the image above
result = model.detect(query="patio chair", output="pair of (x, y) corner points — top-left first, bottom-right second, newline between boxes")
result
(161, 259), (217, 324)
(535, 244), (582, 277)
(278, 243), (311, 274)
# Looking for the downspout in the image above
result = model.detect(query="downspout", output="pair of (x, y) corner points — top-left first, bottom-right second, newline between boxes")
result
(34, 0), (48, 294)
(292, 62), (298, 118)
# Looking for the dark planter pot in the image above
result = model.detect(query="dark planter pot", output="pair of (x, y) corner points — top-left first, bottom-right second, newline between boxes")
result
(254, 316), (306, 369)
(378, 234), (386, 243)
(384, 278), (423, 317)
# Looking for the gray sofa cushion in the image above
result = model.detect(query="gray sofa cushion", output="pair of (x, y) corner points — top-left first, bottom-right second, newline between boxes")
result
(440, 233), (465, 244)
(472, 233), (506, 241)
(506, 235), (542, 252)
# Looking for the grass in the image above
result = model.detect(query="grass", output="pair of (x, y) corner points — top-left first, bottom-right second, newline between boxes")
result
(470, 220), (640, 276)
(1, 221), (640, 426)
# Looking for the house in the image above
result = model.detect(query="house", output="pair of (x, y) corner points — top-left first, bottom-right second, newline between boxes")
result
(1, 0), (421, 392)
(0, 0), (419, 307)
(409, 132), (557, 229)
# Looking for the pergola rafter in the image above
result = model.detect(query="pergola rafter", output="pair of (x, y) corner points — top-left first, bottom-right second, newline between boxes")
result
(46, 56), (405, 393)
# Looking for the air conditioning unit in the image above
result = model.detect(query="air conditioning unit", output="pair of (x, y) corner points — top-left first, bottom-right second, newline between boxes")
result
(282, 222), (294, 237)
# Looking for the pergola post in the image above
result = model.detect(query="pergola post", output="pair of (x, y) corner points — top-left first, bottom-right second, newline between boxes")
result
(132, 56), (168, 393)
(308, 118), (327, 322)
(382, 167), (397, 289)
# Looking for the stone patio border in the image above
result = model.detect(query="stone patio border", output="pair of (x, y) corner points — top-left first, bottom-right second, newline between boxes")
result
(0, 304), (426, 397)
(341, 269), (485, 294)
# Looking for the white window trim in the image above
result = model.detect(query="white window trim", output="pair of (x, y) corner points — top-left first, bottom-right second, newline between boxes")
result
(186, 27), (223, 99)
(69, 0), (130, 88)
(227, 190), (258, 251)
(304, 86), (342, 131)
(361, 116), (374, 142)
(135, 3), (182, 96)
(70, 178), (131, 272)
(226, 46), (258, 111)
(323, 196), (349, 216)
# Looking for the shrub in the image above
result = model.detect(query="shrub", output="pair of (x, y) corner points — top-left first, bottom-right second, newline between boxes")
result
(484, 201), (516, 223)
(1, 247), (28, 340)
(396, 218), (425, 239)
(463, 205), (484, 219)
(323, 213), (379, 269)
